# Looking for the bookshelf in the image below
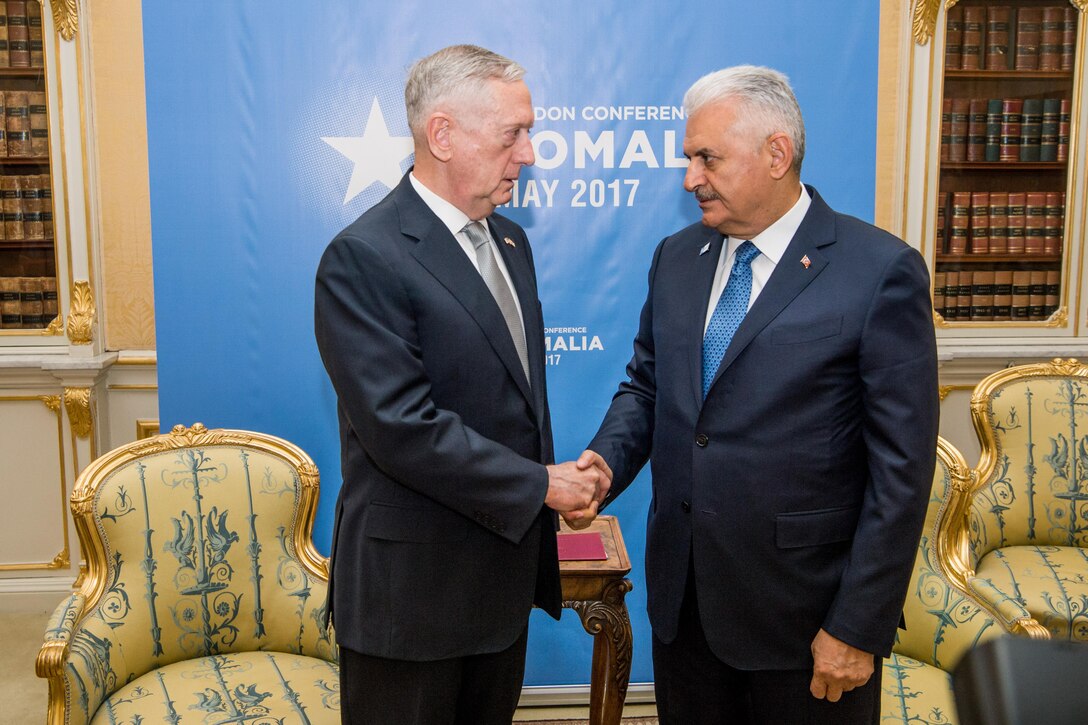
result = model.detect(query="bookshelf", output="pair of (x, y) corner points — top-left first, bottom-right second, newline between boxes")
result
(0, 0), (56, 333)
(933, 0), (1079, 326)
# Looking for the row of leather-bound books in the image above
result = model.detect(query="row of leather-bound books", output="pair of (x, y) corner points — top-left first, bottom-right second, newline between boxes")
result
(933, 268), (1059, 321)
(936, 190), (1064, 256)
(0, 274), (55, 328)
(945, 4), (1077, 72)
(0, 172), (50, 240)
(0, 0), (44, 69)
(941, 96), (1070, 163)
(0, 89), (46, 158)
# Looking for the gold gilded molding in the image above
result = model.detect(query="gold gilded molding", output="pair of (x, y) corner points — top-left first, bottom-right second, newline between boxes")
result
(45, 315), (64, 335)
(912, 0), (943, 45)
(1046, 306), (1069, 328)
(938, 385), (952, 401)
(135, 419), (159, 440)
(40, 395), (61, 412)
(63, 387), (92, 438)
(66, 281), (94, 345)
(49, 0), (79, 41)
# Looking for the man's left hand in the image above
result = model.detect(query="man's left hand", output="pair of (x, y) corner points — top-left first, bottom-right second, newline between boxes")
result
(809, 628), (874, 702)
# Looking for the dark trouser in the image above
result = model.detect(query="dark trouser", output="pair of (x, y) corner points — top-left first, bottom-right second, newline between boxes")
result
(652, 566), (881, 725)
(338, 626), (529, 725)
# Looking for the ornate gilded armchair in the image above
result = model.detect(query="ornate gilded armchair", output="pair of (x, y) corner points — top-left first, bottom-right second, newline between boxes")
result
(36, 424), (339, 724)
(881, 437), (1021, 724)
(945, 358), (1088, 642)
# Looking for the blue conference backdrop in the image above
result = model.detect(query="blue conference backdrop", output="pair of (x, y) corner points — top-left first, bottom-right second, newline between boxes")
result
(143, 1), (881, 687)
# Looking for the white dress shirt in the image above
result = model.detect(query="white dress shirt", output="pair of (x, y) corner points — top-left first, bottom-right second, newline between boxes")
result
(410, 173), (524, 321)
(703, 185), (812, 334)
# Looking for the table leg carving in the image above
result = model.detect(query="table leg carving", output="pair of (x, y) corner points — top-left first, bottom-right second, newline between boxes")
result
(564, 578), (633, 725)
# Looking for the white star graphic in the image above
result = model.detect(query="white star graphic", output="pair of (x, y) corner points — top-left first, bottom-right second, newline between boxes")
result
(323, 98), (414, 204)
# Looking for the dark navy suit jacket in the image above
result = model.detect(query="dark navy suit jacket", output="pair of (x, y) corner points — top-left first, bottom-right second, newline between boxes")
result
(590, 187), (939, 669)
(315, 174), (561, 661)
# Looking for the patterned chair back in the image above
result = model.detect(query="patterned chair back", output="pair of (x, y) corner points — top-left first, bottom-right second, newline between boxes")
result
(969, 359), (1088, 559)
(892, 437), (1003, 670)
(62, 424), (334, 719)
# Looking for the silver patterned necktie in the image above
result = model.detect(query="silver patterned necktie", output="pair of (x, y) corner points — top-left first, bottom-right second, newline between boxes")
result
(462, 221), (531, 386)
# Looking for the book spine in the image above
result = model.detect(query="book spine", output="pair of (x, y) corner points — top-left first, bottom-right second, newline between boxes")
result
(40, 274), (56, 324)
(985, 5), (1012, 70)
(1057, 99), (1070, 162)
(1019, 97), (1042, 162)
(946, 5), (964, 70)
(957, 270), (973, 319)
(944, 271), (960, 320)
(1045, 269), (1061, 316)
(1061, 6), (1077, 71)
(1044, 191), (1064, 255)
(985, 98), (1003, 162)
(936, 191), (948, 253)
(39, 172), (50, 237)
(967, 98), (987, 162)
(970, 269), (995, 320)
(949, 191), (970, 254)
(1011, 270), (1032, 320)
(1014, 6), (1041, 70)
(993, 270), (1013, 320)
(969, 191), (990, 253)
(961, 5), (985, 70)
(933, 271), (946, 318)
(0, 6), (10, 69)
(20, 170), (40, 239)
(950, 98), (969, 162)
(988, 192), (1009, 253)
(18, 274), (42, 328)
(1040, 97), (1061, 162)
(5, 0), (28, 68)
(999, 98), (1023, 162)
(1006, 192), (1026, 253)
(1038, 5), (1063, 71)
(25, 0), (40, 68)
(27, 89), (45, 157)
(0, 276), (18, 328)
(3, 89), (29, 157)
(941, 99), (952, 162)
(1023, 192), (1046, 254)
(1, 173), (21, 239)
(1028, 270), (1047, 319)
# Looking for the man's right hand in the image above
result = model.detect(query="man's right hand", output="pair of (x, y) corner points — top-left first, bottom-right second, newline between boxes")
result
(544, 460), (604, 514)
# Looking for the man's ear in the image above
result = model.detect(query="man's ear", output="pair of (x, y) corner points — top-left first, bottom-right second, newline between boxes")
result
(767, 132), (794, 180)
(426, 113), (453, 162)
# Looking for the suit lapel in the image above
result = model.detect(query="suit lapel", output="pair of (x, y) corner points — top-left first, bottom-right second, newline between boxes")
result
(704, 188), (836, 397)
(687, 230), (726, 410)
(395, 179), (537, 414)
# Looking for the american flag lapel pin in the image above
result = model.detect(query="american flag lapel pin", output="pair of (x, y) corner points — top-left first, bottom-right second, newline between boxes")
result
(699, 242), (711, 256)
(503, 236), (516, 247)
(801, 254), (812, 269)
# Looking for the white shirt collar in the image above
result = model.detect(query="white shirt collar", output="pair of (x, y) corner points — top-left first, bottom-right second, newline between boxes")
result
(725, 184), (811, 264)
(409, 172), (473, 237)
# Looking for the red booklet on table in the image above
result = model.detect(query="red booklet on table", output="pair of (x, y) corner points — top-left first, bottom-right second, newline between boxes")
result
(557, 531), (607, 561)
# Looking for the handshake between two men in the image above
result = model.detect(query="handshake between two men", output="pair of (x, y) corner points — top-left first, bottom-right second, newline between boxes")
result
(544, 450), (613, 530)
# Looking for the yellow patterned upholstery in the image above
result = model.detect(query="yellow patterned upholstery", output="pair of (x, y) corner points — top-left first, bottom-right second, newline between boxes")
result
(880, 437), (1013, 724)
(36, 424), (339, 725)
(951, 358), (1088, 642)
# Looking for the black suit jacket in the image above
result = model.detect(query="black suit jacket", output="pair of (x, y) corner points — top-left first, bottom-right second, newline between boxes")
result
(590, 187), (939, 669)
(315, 174), (561, 661)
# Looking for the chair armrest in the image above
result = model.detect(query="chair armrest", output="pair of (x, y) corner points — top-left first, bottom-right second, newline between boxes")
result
(36, 592), (85, 678)
(967, 577), (1049, 638)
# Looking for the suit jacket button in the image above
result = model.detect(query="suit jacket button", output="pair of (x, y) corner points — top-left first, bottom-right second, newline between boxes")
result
(695, 434), (709, 447)
(681, 500), (691, 513)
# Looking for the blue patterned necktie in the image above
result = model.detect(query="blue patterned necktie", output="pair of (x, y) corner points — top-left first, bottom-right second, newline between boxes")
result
(702, 240), (760, 399)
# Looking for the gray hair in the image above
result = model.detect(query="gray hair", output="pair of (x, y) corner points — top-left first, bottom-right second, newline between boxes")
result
(405, 44), (525, 137)
(683, 65), (805, 173)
